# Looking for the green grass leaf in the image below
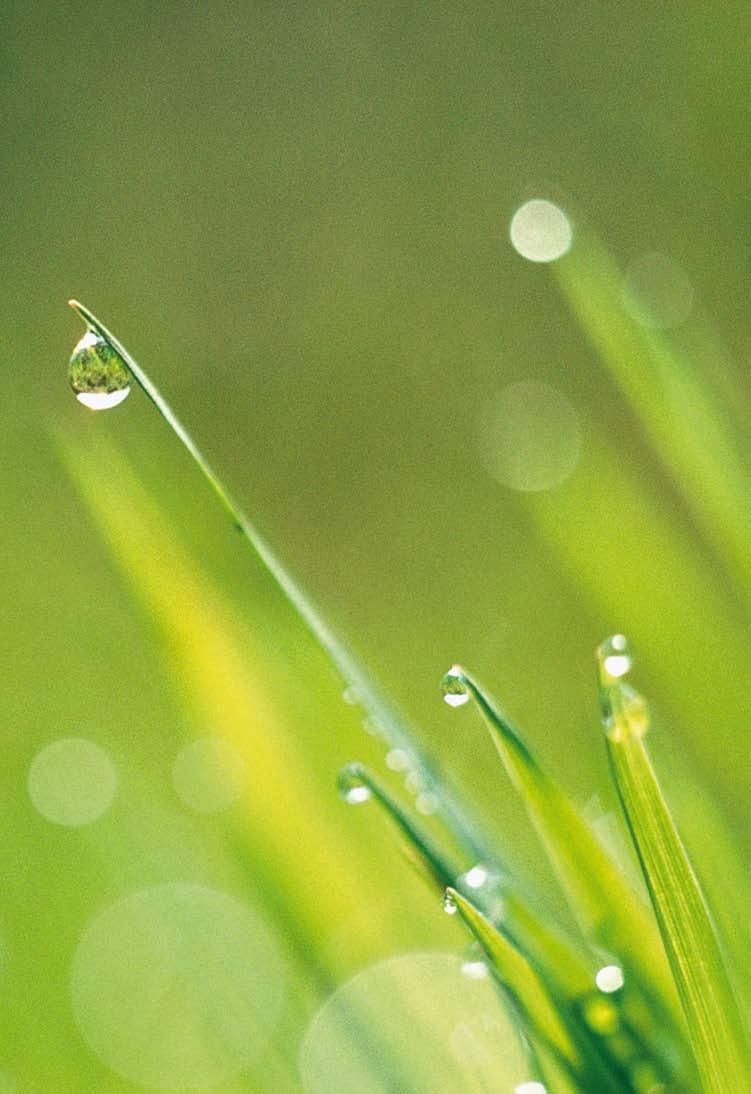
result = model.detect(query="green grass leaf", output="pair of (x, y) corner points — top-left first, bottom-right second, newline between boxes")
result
(598, 635), (750, 1092)
(440, 666), (680, 1026)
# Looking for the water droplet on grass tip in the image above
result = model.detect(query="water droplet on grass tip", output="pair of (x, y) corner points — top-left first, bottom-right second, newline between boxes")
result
(597, 635), (650, 741)
(69, 330), (130, 410)
(338, 765), (372, 805)
(444, 890), (458, 915)
(441, 666), (470, 707)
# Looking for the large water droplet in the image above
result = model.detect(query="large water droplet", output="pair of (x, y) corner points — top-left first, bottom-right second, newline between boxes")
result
(69, 330), (130, 410)
(337, 764), (372, 805)
(441, 666), (470, 708)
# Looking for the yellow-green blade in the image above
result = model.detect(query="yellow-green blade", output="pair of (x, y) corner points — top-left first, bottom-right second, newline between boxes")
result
(598, 635), (750, 1093)
(441, 666), (679, 1022)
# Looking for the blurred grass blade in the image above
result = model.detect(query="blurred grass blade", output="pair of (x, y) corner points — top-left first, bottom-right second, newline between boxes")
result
(598, 635), (749, 1092)
(554, 233), (751, 610)
(66, 299), (489, 863)
(440, 665), (678, 1018)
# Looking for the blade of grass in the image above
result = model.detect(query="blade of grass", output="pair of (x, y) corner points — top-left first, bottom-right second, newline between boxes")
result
(66, 299), (490, 864)
(440, 665), (680, 1024)
(598, 634), (749, 1092)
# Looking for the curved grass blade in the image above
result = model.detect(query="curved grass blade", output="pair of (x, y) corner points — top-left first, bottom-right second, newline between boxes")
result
(440, 665), (679, 1022)
(66, 299), (489, 864)
(598, 635), (750, 1092)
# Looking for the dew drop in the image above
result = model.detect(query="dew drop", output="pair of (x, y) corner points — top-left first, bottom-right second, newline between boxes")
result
(441, 666), (470, 708)
(69, 330), (131, 411)
(416, 791), (439, 815)
(385, 748), (411, 772)
(514, 1083), (547, 1094)
(597, 635), (650, 741)
(338, 764), (372, 805)
(598, 634), (632, 679)
(461, 959), (488, 980)
(444, 890), (458, 915)
(342, 686), (360, 706)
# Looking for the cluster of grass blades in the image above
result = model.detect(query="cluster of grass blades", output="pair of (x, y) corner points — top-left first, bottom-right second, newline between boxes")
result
(64, 299), (749, 1092)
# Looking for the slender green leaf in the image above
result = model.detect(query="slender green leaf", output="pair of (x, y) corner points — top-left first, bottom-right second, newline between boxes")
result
(66, 299), (490, 864)
(441, 665), (680, 1023)
(598, 634), (750, 1093)
(446, 887), (580, 1079)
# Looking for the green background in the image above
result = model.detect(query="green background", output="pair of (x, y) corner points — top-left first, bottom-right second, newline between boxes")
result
(2, 4), (750, 1090)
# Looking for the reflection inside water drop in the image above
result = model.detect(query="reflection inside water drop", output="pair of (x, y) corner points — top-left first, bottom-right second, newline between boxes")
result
(69, 330), (131, 411)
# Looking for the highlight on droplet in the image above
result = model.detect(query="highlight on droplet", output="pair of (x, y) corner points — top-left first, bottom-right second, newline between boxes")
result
(509, 199), (572, 263)
(478, 380), (582, 492)
(337, 764), (373, 805)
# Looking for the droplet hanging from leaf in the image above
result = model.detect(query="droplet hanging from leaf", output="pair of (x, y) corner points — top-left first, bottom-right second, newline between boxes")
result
(69, 330), (130, 410)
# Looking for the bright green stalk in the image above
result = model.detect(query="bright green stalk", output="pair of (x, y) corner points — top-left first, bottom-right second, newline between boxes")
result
(598, 635), (749, 1092)
(67, 299), (488, 864)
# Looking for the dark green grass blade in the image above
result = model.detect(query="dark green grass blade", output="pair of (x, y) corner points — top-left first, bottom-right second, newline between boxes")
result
(66, 299), (489, 864)
(598, 636), (750, 1093)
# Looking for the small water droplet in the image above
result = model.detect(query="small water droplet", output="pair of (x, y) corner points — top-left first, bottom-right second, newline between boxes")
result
(337, 764), (372, 805)
(342, 686), (360, 706)
(461, 959), (488, 980)
(404, 769), (424, 795)
(441, 665), (470, 708)
(69, 330), (130, 411)
(385, 749), (410, 772)
(599, 634), (632, 679)
(415, 792), (439, 815)
(514, 1083), (547, 1094)
(595, 964), (624, 993)
(596, 636), (650, 741)
(444, 890), (458, 915)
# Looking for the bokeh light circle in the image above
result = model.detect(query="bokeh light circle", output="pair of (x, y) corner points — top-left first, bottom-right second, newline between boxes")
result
(509, 199), (572, 262)
(70, 883), (285, 1089)
(27, 738), (117, 826)
(478, 380), (582, 491)
(171, 737), (247, 814)
(299, 952), (527, 1092)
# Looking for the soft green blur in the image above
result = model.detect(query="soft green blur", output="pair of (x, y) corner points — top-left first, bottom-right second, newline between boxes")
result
(3, 3), (751, 1089)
